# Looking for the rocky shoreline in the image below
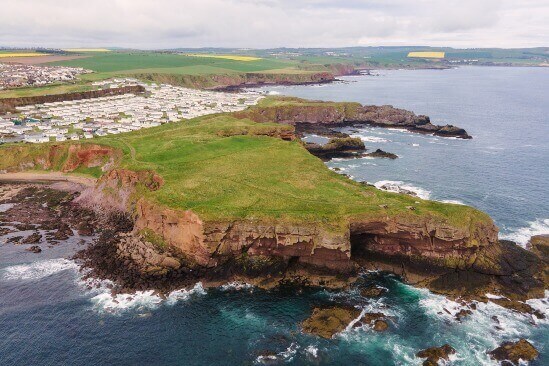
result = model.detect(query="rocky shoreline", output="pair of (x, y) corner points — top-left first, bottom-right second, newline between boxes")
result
(1, 181), (546, 364)
(234, 98), (472, 139)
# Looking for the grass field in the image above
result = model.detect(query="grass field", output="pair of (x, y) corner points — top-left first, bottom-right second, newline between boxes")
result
(51, 52), (292, 73)
(0, 103), (491, 234)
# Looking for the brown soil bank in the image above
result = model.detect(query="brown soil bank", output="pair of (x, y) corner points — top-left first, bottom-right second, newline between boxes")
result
(0, 85), (145, 113)
(234, 97), (471, 139)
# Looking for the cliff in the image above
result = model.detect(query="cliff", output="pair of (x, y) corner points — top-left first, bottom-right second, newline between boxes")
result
(234, 97), (471, 139)
(0, 85), (146, 114)
(131, 63), (358, 90)
(0, 112), (544, 300)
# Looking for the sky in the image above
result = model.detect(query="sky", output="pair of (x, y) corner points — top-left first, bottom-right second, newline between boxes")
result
(1, 0), (547, 49)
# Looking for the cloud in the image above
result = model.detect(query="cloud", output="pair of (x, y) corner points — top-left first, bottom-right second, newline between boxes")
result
(0, 0), (547, 48)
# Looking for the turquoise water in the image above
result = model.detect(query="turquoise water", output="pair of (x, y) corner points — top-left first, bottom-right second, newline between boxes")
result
(1, 67), (548, 365)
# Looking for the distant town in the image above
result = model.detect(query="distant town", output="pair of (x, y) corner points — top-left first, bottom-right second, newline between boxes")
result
(0, 63), (91, 89)
(0, 77), (263, 144)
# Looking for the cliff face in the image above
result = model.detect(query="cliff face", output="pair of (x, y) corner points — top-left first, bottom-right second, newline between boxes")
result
(133, 72), (336, 90)
(0, 85), (145, 114)
(234, 100), (471, 139)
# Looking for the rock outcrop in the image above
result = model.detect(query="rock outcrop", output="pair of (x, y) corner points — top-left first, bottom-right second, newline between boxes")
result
(365, 149), (398, 159)
(416, 344), (456, 366)
(304, 137), (366, 160)
(488, 339), (539, 364)
(302, 306), (360, 339)
(234, 98), (471, 139)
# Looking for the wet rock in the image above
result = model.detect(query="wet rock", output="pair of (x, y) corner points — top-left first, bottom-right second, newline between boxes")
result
(353, 312), (389, 332)
(360, 285), (386, 298)
(77, 221), (94, 236)
(0, 227), (14, 236)
(488, 339), (539, 364)
(416, 344), (456, 366)
(52, 223), (73, 240)
(528, 234), (549, 262)
(27, 245), (42, 253)
(365, 149), (398, 159)
(7, 236), (23, 244)
(372, 319), (389, 332)
(455, 308), (473, 321)
(302, 306), (361, 339)
(23, 232), (42, 244)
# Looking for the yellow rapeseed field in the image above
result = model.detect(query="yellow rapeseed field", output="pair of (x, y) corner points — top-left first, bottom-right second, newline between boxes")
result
(0, 53), (51, 58)
(407, 51), (445, 59)
(186, 54), (262, 61)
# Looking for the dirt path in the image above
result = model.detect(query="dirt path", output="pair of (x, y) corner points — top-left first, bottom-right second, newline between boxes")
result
(0, 172), (96, 186)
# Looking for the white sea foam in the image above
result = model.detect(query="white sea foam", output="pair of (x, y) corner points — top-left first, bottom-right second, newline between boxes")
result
(500, 218), (549, 247)
(412, 143), (420, 147)
(267, 91), (281, 95)
(440, 199), (465, 205)
(374, 180), (431, 200)
(220, 281), (254, 291)
(304, 345), (319, 358)
(0, 203), (15, 212)
(254, 343), (299, 364)
(351, 133), (389, 143)
(2, 258), (78, 281)
(90, 282), (206, 314)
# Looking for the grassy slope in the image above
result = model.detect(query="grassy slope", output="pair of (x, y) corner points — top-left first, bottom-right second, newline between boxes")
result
(0, 109), (491, 234)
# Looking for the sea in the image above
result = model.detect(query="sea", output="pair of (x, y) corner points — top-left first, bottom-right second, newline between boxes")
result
(1, 66), (547, 365)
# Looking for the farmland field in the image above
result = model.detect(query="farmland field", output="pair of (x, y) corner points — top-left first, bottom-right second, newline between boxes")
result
(51, 52), (293, 73)
(0, 52), (51, 58)
(407, 51), (445, 58)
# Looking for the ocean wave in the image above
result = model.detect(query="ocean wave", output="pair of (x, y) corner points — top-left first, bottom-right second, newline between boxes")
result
(266, 90), (280, 95)
(350, 133), (389, 143)
(374, 180), (431, 200)
(500, 218), (549, 247)
(1, 258), (78, 281)
(89, 282), (206, 314)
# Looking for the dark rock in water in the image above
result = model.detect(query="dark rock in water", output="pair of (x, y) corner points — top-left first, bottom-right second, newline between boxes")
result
(23, 232), (41, 244)
(0, 227), (14, 236)
(27, 245), (41, 253)
(302, 306), (361, 339)
(77, 221), (94, 236)
(376, 182), (418, 197)
(416, 344), (456, 366)
(455, 308), (473, 321)
(528, 234), (549, 263)
(488, 339), (539, 364)
(365, 149), (398, 159)
(7, 236), (23, 244)
(353, 312), (389, 332)
(52, 223), (73, 240)
(360, 285), (386, 297)
(373, 319), (389, 332)
(14, 223), (36, 231)
(305, 137), (366, 161)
